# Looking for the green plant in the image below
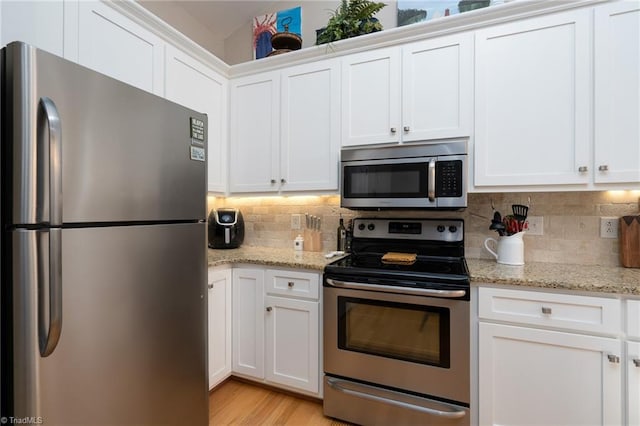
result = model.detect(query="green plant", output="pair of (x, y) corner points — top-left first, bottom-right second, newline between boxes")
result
(316, 0), (386, 45)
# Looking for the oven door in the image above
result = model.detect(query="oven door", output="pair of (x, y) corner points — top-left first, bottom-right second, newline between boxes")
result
(323, 278), (470, 405)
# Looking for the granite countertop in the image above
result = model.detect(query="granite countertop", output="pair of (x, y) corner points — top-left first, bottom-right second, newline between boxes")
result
(208, 246), (640, 296)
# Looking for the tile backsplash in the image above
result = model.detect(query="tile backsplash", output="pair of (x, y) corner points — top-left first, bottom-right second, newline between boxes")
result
(208, 191), (640, 267)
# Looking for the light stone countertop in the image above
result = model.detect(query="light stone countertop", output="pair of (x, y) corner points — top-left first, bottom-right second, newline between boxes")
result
(208, 246), (640, 296)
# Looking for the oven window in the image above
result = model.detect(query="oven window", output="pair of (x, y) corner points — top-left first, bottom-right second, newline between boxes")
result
(337, 297), (450, 367)
(343, 163), (428, 198)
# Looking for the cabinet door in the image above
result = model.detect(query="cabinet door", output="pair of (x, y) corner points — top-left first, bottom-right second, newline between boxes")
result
(281, 59), (340, 191)
(264, 295), (319, 394)
(229, 72), (280, 193)
(165, 45), (228, 193)
(594, 2), (640, 184)
(341, 47), (401, 147)
(1, 1), (64, 56)
(479, 323), (622, 426)
(77, 1), (164, 95)
(629, 341), (640, 426)
(208, 267), (232, 389)
(232, 268), (265, 379)
(474, 10), (591, 186)
(402, 33), (473, 141)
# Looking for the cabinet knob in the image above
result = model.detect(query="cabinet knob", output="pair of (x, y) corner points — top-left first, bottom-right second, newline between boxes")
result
(607, 354), (620, 364)
(281, 178), (286, 184)
(270, 179), (276, 184)
(541, 307), (552, 315)
(578, 166), (588, 173)
(633, 359), (640, 368)
(207, 283), (214, 289)
(403, 126), (410, 132)
(390, 127), (397, 133)
(266, 306), (273, 312)
(598, 165), (609, 172)
(287, 281), (295, 288)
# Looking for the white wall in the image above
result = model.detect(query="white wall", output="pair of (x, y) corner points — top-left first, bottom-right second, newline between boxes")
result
(224, 0), (397, 65)
(138, 0), (225, 59)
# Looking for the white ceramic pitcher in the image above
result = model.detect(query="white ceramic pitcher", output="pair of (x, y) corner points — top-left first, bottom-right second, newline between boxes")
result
(484, 231), (525, 265)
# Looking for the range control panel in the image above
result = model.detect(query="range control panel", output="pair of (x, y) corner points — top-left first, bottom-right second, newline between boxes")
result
(352, 218), (464, 242)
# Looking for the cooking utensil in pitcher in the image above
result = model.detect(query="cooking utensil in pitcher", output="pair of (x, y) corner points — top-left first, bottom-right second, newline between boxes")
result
(512, 204), (529, 221)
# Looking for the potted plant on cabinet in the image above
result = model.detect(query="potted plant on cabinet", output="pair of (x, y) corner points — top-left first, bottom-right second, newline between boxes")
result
(315, 0), (386, 45)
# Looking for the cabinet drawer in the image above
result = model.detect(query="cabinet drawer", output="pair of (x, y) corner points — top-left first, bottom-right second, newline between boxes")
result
(628, 300), (640, 340)
(478, 287), (621, 335)
(265, 269), (320, 300)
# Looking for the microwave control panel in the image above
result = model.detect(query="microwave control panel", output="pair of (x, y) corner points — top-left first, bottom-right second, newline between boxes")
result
(435, 160), (463, 197)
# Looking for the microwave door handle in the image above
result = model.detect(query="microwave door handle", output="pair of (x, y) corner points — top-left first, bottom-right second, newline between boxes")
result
(428, 159), (436, 202)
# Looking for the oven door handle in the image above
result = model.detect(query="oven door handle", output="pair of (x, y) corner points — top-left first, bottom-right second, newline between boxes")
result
(326, 377), (467, 419)
(325, 278), (466, 298)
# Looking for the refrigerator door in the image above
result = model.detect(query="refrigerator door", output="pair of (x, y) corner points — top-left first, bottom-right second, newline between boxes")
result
(4, 41), (206, 226)
(11, 223), (208, 425)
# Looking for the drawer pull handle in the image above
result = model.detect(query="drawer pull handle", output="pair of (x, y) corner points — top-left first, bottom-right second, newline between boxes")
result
(607, 354), (620, 364)
(266, 306), (272, 312)
(633, 359), (640, 368)
(541, 307), (552, 315)
(287, 281), (295, 287)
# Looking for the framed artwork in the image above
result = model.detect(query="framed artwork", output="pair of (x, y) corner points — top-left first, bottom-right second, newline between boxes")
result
(253, 6), (302, 59)
(397, 0), (497, 27)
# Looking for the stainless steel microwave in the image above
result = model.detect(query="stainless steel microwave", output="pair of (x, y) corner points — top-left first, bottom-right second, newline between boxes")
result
(340, 141), (467, 209)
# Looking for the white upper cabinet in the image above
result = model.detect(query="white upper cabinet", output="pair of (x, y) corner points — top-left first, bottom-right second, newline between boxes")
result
(594, 1), (640, 184)
(342, 47), (402, 147)
(77, 1), (164, 95)
(280, 59), (340, 191)
(341, 34), (472, 148)
(474, 9), (591, 187)
(165, 45), (228, 193)
(230, 59), (340, 194)
(402, 33), (473, 142)
(229, 71), (281, 193)
(1, 1), (64, 57)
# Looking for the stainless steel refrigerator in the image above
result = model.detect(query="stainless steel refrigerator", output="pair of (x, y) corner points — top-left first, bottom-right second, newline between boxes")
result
(1, 42), (208, 425)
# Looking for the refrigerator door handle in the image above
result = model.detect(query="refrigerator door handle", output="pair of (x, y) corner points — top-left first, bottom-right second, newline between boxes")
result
(38, 97), (62, 226)
(39, 229), (62, 357)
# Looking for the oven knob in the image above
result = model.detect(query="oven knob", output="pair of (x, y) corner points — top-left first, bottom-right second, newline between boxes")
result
(449, 225), (458, 233)
(437, 225), (445, 232)
(358, 223), (366, 231)
(367, 223), (375, 231)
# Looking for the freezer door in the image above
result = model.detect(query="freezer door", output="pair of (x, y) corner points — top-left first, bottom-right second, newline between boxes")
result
(11, 223), (208, 425)
(4, 42), (206, 225)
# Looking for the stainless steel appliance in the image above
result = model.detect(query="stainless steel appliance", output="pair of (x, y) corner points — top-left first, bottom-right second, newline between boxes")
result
(340, 141), (467, 209)
(323, 217), (470, 425)
(1, 42), (208, 424)
(208, 208), (245, 249)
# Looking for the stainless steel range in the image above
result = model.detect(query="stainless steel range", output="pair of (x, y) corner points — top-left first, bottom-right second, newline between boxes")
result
(323, 218), (470, 426)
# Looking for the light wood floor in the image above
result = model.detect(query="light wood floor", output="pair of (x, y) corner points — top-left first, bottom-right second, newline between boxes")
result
(209, 378), (351, 426)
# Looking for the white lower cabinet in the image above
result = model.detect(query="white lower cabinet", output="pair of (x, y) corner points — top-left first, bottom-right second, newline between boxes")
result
(479, 322), (622, 425)
(232, 267), (265, 379)
(629, 341), (640, 426)
(628, 300), (640, 425)
(264, 295), (319, 393)
(478, 287), (623, 425)
(231, 266), (321, 396)
(208, 267), (232, 389)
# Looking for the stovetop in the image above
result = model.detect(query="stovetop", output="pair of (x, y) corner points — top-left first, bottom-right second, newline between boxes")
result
(324, 218), (469, 287)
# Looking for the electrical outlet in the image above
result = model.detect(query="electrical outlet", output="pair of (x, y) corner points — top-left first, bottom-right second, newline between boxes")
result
(600, 217), (619, 238)
(527, 216), (544, 235)
(291, 214), (301, 230)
